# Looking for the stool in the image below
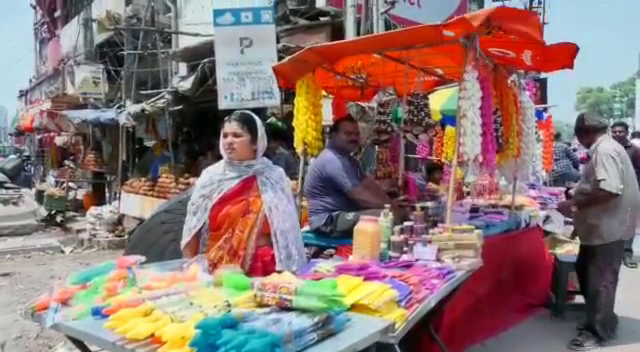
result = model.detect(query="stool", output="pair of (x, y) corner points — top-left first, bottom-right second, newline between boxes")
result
(302, 230), (353, 259)
(550, 254), (586, 318)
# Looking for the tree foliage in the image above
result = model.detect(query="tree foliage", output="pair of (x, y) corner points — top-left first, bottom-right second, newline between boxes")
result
(575, 76), (636, 120)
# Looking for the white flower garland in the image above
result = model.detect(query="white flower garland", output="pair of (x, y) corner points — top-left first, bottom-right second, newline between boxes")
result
(458, 64), (483, 168)
(517, 86), (537, 181)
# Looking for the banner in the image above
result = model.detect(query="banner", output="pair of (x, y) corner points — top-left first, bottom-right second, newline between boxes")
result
(74, 64), (106, 100)
(324, 0), (467, 27)
(213, 0), (281, 110)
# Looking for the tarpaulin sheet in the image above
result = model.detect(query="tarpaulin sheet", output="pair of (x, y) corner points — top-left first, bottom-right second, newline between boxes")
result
(273, 7), (579, 100)
(60, 109), (119, 125)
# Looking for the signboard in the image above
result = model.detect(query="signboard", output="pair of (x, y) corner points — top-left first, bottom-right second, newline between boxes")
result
(324, 0), (467, 27)
(213, 0), (281, 109)
(531, 77), (548, 106)
(73, 64), (106, 99)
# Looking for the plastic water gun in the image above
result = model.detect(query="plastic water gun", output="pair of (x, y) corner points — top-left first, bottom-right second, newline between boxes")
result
(156, 313), (205, 352)
(31, 284), (87, 313)
(139, 264), (201, 291)
(190, 315), (285, 352)
(67, 261), (117, 286)
(104, 302), (154, 331)
(126, 311), (172, 340)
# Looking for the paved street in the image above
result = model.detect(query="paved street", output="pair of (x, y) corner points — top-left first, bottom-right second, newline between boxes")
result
(470, 236), (640, 352)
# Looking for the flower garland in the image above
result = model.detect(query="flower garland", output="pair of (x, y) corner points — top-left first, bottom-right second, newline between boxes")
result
(494, 69), (519, 164)
(477, 64), (497, 174)
(538, 114), (554, 173)
(517, 84), (538, 181)
(433, 125), (444, 161)
(293, 74), (324, 157)
(458, 63), (483, 166)
(443, 125), (456, 162)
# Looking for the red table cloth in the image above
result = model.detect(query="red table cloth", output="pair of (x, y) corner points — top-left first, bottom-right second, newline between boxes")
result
(414, 226), (552, 351)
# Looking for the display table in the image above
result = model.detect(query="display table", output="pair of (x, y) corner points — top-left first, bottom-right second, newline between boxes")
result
(119, 192), (167, 219)
(36, 271), (475, 352)
(50, 313), (392, 352)
(414, 226), (552, 351)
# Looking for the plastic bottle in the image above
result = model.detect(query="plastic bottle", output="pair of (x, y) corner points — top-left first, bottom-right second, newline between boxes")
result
(352, 216), (381, 261)
(378, 205), (393, 261)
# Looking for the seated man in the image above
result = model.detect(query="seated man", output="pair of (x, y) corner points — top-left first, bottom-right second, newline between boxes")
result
(304, 115), (406, 238)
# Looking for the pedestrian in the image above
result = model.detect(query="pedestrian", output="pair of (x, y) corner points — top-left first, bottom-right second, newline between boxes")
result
(550, 132), (581, 187)
(630, 130), (640, 148)
(557, 112), (640, 350)
(265, 123), (299, 180)
(610, 121), (640, 268)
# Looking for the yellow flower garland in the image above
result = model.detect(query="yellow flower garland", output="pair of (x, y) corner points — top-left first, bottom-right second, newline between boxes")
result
(293, 74), (324, 157)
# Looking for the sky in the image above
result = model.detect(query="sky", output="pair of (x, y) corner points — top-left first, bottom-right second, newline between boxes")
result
(0, 1), (638, 126)
(0, 2), (33, 124)
(543, 0), (640, 123)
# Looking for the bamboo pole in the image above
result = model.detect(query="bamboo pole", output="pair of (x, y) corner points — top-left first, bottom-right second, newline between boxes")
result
(445, 42), (471, 226)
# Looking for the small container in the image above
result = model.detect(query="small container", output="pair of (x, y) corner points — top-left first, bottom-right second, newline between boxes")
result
(412, 206), (425, 225)
(390, 235), (405, 253)
(393, 226), (403, 236)
(352, 216), (381, 261)
(414, 224), (427, 237)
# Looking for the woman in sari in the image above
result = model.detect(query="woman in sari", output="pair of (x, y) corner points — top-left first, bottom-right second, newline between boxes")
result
(181, 111), (306, 275)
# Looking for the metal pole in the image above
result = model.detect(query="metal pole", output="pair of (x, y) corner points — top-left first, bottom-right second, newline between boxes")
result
(445, 43), (470, 226)
(344, 0), (358, 39)
(82, 1), (94, 61)
(373, 0), (384, 33)
(360, 0), (369, 36)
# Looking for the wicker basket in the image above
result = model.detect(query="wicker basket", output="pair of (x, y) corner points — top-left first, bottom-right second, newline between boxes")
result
(44, 194), (68, 212)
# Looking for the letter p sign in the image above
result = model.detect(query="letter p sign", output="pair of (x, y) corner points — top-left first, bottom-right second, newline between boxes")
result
(239, 37), (253, 55)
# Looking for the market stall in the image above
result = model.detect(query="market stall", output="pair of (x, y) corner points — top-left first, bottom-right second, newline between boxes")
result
(273, 6), (578, 351)
(24, 7), (579, 352)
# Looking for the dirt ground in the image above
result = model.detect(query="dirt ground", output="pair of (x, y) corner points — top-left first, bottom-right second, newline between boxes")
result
(0, 250), (119, 352)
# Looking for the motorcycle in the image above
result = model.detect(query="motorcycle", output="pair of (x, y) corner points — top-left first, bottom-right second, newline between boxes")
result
(0, 154), (44, 236)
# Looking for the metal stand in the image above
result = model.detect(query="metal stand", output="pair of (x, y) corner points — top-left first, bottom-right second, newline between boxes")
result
(66, 336), (93, 352)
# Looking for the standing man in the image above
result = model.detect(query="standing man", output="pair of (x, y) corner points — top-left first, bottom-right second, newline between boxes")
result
(558, 113), (640, 350)
(610, 121), (640, 268)
(550, 132), (581, 186)
(265, 123), (298, 180)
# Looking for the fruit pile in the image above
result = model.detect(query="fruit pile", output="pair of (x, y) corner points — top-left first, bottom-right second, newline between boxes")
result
(293, 74), (324, 157)
(122, 174), (197, 199)
(81, 150), (104, 171)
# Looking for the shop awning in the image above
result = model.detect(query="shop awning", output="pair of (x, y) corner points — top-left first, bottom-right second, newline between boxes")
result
(59, 108), (120, 125)
(119, 93), (169, 126)
(272, 7), (579, 100)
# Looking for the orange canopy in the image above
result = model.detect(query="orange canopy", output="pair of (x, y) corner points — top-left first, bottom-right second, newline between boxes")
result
(273, 7), (579, 100)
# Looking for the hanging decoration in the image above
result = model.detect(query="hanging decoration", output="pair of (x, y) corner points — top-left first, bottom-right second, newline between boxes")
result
(477, 64), (497, 174)
(458, 62), (483, 167)
(433, 125), (444, 161)
(538, 112), (554, 173)
(443, 125), (456, 162)
(293, 74), (324, 157)
(494, 68), (520, 169)
(517, 84), (537, 181)
(373, 97), (397, 144)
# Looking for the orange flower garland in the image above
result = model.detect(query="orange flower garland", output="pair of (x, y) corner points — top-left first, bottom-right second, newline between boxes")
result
(538, 114), (554, 173)
(494, 68), (520, 164)
(433, 125), (444, 160)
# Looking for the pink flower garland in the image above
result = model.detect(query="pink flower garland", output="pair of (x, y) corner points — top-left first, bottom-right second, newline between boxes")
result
(478, 68), (497, 174)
